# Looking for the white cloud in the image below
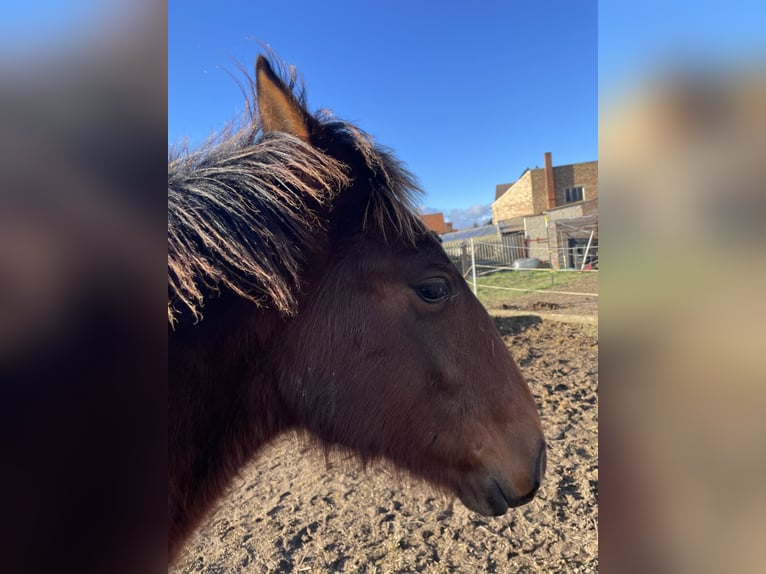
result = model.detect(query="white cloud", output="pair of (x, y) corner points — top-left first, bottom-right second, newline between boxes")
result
(445, 204), (493, 230)
(418, 204), (493, 230)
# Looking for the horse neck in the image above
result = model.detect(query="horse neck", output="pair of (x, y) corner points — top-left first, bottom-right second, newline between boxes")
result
(168, 298), (291, 559)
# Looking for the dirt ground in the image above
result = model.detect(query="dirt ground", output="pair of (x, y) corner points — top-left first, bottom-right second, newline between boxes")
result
(171, 315), (598, 573)
(492, 272), (599, 318)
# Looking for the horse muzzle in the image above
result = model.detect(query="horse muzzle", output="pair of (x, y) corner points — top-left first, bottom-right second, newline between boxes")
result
(457, 440), (546, 516)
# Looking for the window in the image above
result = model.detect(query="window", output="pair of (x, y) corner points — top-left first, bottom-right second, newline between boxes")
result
(565, 186), (584, 203)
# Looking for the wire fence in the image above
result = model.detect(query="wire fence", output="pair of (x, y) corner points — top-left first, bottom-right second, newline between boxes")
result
(442, 238), (599, 298)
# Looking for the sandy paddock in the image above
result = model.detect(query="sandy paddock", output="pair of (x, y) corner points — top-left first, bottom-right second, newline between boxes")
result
(172, 316), (598, 573)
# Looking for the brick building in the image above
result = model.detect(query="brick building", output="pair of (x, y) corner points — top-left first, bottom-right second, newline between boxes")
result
(420, 212), (454, 235)
(492, 153), (598, 269)
(492, 152), (598, 223)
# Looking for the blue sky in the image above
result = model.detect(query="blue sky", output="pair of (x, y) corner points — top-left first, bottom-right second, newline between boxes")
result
(169, 0), (597, 229)
(3, 2), (761, 229)
(599, 1), (766, 98)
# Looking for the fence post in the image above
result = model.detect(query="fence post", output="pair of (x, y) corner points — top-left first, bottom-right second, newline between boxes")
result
(460, 243), (469, 275)
(470, 238), (477, 295)
(545, 215), (554, 286)
(580, 230), (595, 271)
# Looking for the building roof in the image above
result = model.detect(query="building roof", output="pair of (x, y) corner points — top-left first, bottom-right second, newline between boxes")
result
(543, 197), (598, 215)
(495, 182), (513, 200)
(498, 216), (525, 232)
(440, 224), (499, 243)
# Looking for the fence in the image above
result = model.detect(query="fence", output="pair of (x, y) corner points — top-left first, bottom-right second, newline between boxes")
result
(443, 233), (523, 267)
(442, 237), (598, 299)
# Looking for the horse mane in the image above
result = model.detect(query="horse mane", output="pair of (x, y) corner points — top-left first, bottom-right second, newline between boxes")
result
(168, 56), (424, 325)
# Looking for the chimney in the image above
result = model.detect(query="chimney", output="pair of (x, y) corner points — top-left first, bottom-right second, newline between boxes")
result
(544, 152), (555, 209)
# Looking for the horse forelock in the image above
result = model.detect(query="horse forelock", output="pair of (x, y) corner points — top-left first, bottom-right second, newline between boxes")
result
(167, 56), (425, 326)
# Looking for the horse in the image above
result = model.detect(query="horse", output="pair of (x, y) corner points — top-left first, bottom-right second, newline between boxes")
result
(168, 54), (546, 563)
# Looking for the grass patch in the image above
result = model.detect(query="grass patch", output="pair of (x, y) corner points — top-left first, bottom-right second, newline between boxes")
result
(469, 270), (594, 308)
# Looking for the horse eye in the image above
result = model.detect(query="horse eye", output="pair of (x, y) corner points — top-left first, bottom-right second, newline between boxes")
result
(416, 280), (453, 303)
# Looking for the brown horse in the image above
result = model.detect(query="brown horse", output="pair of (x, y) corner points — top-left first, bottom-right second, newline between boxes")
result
(168, 55), (546, 563)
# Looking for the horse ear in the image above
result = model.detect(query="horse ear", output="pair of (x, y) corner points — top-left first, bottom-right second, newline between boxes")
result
(256, 56), (311, 142)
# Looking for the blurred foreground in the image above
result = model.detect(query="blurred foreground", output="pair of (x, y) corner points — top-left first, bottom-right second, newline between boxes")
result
(600, 45), (766, 574)
(1, 2), (166, 572)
